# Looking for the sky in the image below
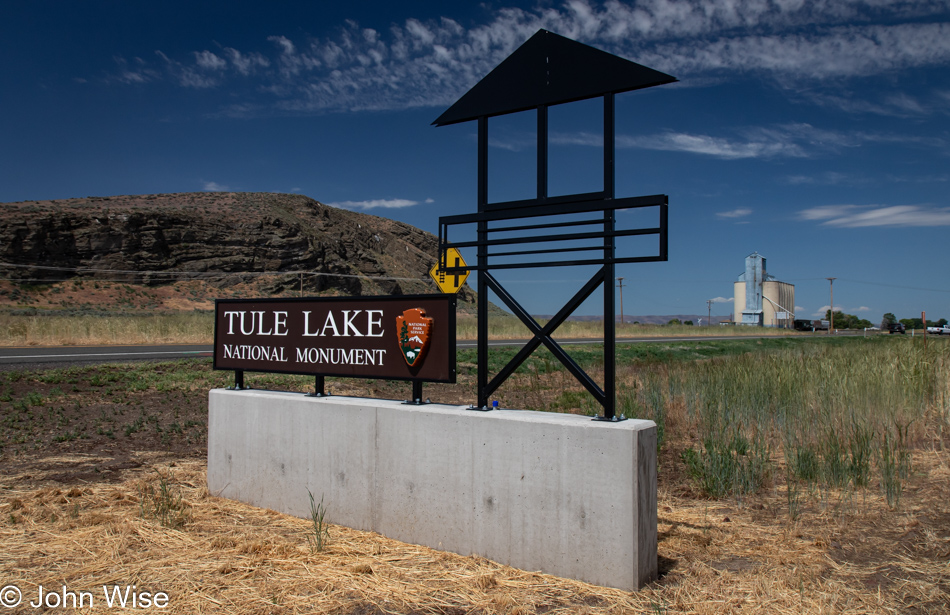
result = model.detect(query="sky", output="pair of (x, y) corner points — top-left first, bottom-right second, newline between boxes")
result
(2, 0), (949, 322)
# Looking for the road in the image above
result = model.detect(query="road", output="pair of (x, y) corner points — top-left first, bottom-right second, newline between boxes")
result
(0, 344), (214, 369)
(0, 332), (868, 368)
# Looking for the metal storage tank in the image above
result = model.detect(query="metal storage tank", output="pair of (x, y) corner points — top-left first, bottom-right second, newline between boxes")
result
(733, 252), (795, 327)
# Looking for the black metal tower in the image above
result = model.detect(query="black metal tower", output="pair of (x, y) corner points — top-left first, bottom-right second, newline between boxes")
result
(434, 30), (676, 420)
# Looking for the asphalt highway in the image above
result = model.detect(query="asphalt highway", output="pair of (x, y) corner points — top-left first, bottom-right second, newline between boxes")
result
(0, 344), (214, 370)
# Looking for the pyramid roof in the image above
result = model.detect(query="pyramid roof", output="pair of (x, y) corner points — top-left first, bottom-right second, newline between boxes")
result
(433, 29), (676, 127)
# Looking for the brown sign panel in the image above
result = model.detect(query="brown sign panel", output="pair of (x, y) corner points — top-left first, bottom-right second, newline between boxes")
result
(213, 295), (456, 383)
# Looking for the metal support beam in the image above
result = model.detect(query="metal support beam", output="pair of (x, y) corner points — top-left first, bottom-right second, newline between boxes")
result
(307, 375), (327, 397)
(481, 269), (607, 404)
(601, 93), (618, 421)
(537, 104), (548, 202)
(477, 116), (490, 410)
(403, 380), (426, 405)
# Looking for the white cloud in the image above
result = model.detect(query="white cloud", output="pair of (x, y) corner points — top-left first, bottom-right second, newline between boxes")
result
(716, 208), (753, 219)
(155, 51), (221, 88)
(224, 48), (270, 75)
(203, 181), (229, 192)
(626, 131), (807, 159)
(269, 35), (295, 56)
(328, 198), (421, 210)
(785, 172), (860, 185)
(614, 123), (859, 159)
(798, 204), (861, 221)
(488, 134), (536, 152)
(107, 1), (950, 117)
(551, 132), (603, 147)
(195, 51), (227, 70)
(886, 173), (950, 184)
(799, 204), (950, 227)
(710, 296), (733, 303)
(813, 305), (871, 317)
(112, 56), (157, 85)
(613, 123), (946, 160)
(556, 122), (918, 160)
(634, 22), (950, 80)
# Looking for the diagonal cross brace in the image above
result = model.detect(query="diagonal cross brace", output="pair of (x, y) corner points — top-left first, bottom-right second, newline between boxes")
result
(481, 268), (607, 406)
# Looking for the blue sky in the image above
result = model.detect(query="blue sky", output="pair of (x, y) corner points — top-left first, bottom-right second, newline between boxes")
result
(2, 1), (949, 321)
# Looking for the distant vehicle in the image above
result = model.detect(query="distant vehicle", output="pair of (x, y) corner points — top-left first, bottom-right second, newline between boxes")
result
(888, 323), (906, 334)
(926, 325), (950, 335)
(793, 319), (829, 332)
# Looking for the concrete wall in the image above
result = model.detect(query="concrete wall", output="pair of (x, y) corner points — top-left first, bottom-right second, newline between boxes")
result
(208, 389), (658, 591)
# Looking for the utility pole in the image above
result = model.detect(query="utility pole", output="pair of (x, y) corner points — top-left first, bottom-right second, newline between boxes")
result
(616, 277), (625, 325)
(706, 299), (713, 326)
(826, 277), (836, 334)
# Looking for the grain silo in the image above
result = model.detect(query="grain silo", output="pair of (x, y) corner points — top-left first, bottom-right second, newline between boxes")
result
(733, 252), (795, 327)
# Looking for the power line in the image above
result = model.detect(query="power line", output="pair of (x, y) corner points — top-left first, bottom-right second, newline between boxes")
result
(0, 262), (427, 283)
(835, 278), (950, 294)
(783, 276), (949, 293)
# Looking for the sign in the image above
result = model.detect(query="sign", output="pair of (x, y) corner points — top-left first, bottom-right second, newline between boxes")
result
(429, 247), (469, 294)
(213, 295), (456, 383)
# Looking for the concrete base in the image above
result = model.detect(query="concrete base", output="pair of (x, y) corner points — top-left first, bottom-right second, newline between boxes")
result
(208, 389), (658, 590)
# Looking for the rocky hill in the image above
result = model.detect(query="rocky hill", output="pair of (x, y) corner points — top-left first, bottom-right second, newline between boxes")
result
(0, 192), (473, 310)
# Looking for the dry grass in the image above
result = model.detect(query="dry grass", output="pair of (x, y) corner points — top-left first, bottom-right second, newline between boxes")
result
(0, 311), (213, 347)
(0, 310), (806, 347)
(2, 446), (947, 614)
(457, 315), (804, 341)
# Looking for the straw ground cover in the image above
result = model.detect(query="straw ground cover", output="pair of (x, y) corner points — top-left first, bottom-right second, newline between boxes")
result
(1, 337), (948, 613)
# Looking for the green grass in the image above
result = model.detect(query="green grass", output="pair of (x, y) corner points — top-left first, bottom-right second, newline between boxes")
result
(139, 471), (190, 529)
(305, 491), (331, 553)
(625, 336), (948, 511)
(461, 335), (945, 512)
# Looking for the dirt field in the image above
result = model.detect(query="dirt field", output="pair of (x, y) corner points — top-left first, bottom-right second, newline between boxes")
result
(1, 356), (948, 614)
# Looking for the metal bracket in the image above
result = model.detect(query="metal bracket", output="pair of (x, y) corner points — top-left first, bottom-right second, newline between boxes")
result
(592, 414), (628, 423)
(227, 370), (246, 391)
(306, 375), (329, 398)
(403, 381), (428, 405)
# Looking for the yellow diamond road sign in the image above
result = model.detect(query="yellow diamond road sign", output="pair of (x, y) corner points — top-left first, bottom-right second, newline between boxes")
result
(429, 248), (469, 294)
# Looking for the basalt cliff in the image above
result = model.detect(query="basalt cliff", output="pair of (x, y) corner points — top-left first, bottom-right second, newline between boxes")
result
(0, 192), (469, 302)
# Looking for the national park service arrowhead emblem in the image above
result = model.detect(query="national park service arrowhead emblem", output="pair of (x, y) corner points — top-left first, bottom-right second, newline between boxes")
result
(396, 308), (433, 367)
